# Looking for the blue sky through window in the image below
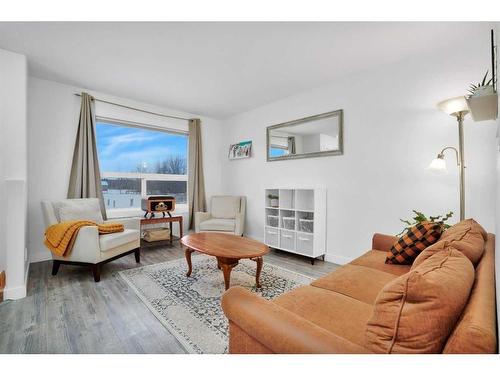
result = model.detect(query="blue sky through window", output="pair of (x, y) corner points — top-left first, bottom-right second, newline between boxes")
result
(269, 147), (288, 157)
(96, 122), (188, 174)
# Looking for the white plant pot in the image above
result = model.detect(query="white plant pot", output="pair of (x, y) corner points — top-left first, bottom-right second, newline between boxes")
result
(466, 93), (498, 122)
(270, 199), (279, 207)
(470, 85), (495, 98)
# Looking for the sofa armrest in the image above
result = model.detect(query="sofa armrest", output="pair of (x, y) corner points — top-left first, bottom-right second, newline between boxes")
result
(372, 233), (398, 252)
(106, 217), (140, 231)
(221, 286), (369, 354)
(194, 212), (211, 233)
(234, 213), (245, 236)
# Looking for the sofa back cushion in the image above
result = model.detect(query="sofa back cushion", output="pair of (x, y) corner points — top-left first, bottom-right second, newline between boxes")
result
(439, 219), (487, 265)
(211, 196), (241, 219)
(385, 221), (442, 265)
(57, 199), (104, 223)
(365, 249), (474, 353)
(412, 219), (487, 268)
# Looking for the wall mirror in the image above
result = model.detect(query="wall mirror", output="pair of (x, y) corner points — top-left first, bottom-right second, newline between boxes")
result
(266, 109), (343, 161)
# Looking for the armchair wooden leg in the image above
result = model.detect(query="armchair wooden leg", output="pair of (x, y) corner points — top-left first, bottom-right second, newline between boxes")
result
(92, 264), (101, 282)
(134, 248), (141, 263)
(51, 260), (61, 276)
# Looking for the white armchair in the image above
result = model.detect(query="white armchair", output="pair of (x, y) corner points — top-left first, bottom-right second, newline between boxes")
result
(194, 196), (246, 236)
(41, 198), (141, 282)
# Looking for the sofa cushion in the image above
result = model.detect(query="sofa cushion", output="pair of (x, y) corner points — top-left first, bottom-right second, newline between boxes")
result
(365, 249), (474, 353)
(58, 199), (104, 223)
(274, 285), (373, 348)
(385, 221), (442, 265)
(311, 265), (398, 305)
(211, 196), (241, 219)
(438, 219), (487, 265)
(350, 250), (410, 276)
(99, 229), (139, 252)
(199, 218), (235, 232)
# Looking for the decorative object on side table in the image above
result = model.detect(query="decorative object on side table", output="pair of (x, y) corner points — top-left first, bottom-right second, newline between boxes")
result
(141, 195), (176, 219)
(228, 140), (252, 159)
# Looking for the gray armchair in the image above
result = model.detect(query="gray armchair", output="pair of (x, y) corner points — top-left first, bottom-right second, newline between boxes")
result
(195, 196), (246, 236)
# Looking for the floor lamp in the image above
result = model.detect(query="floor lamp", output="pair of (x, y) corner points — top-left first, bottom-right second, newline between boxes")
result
(428, 96), (469, 221)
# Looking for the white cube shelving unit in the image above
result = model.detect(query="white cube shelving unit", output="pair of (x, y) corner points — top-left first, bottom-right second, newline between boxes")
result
(264, 188), (326, 264)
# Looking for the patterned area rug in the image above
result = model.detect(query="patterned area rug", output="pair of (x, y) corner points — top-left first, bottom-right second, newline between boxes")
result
(119, 255), (312, 353)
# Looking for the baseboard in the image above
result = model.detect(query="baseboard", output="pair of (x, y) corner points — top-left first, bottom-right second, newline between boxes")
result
(29, 249), (52, 264)
(245, 233), (264, 243)
(4, 263), (29, 300)
(325, 253), (353, 266)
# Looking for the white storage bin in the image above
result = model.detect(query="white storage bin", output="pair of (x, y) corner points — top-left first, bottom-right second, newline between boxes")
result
(265, 227), (279, 248)
(296, 233), (314, 255)
(280, 230), (295, 251)
(282, 217), (296, 231)
(267, 214), (279, 227)
(299, 218), (314, 233)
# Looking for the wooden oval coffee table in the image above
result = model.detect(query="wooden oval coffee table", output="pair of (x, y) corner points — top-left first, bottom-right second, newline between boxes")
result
(181, 233), (270, 290)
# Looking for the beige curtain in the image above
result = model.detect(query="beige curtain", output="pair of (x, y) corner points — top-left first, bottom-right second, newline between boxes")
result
(67, 92), (107, 219)
(188, 118), (207, 229)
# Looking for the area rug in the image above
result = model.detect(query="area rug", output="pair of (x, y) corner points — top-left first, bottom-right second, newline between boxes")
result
(119, 255), (313, 353)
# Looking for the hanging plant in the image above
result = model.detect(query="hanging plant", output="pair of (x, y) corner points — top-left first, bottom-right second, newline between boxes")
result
(467, 70), (494, 98)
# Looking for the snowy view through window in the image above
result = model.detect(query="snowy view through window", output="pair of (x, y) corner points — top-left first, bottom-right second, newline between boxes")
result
(96, 121), (188, 212)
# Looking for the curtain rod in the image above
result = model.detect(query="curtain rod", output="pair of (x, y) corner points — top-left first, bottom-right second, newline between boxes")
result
(74, 93), (192, 121)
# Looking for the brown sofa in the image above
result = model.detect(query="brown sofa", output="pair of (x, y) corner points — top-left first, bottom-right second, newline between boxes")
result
(222, 220), (497, 354)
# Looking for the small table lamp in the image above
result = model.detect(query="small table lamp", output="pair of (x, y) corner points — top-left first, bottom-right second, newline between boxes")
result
(428, 96), (469, 221)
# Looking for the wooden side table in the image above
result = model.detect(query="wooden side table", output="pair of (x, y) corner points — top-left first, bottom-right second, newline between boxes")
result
(140, 215), (183, 249)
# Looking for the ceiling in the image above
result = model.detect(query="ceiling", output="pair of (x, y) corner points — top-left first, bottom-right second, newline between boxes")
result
(0, 22), (493, 118)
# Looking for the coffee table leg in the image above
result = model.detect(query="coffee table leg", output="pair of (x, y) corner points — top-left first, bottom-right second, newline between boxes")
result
(252, 257), (264, 288)
(185, 248), (194, 277)
(217, 257), (238, 290)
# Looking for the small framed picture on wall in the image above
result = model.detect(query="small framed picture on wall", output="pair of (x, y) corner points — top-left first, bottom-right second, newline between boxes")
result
(228, 141), (252, 160)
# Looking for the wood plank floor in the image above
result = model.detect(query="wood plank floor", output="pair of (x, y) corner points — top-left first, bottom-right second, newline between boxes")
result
(0, 242), (338, 354)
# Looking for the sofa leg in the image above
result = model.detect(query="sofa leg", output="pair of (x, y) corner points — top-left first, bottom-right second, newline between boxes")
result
(51, 260), (61, 276)
(310, 258), (315, 265)
(92, 264), (101, 282)
(134, 248), (141, 263)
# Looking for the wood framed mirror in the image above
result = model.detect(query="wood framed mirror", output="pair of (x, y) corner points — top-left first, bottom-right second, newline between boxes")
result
(266, 109), (343, 161)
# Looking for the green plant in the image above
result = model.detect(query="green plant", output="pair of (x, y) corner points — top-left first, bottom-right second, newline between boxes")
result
(467, 70), (494, 98)
(397, 210), (453, 237)
(267, 194), (279, 200)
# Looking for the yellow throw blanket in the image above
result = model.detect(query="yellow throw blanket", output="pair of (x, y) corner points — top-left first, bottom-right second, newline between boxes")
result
(44, 220), (124, 257)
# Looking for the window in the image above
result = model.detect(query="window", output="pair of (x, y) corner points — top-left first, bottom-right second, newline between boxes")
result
(269, 147), (288, 157)
(96, 120), (188, 217)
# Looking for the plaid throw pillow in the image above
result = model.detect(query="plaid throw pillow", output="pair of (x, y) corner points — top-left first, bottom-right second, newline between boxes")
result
(386, 222), (443, 265)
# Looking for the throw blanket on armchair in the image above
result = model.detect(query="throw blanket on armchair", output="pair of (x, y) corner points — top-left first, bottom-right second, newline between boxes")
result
(44, 220), (124, 257)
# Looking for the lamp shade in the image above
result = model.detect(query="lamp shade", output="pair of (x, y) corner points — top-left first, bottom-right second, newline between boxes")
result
(437, 96), (469, 116)
(428, 157), (447, 171)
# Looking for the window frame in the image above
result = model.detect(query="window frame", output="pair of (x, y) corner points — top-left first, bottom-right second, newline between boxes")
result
(95, 116), (189, 218)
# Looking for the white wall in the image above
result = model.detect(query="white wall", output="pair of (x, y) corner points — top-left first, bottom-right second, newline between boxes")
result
(0, 48), (28, 299)
(28, 77), (224, 263)
(494, 21), (500, 348)
(221, 40), (498, 264)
